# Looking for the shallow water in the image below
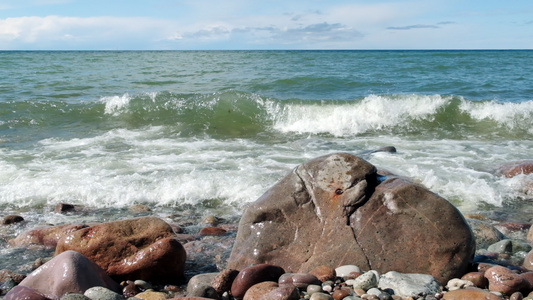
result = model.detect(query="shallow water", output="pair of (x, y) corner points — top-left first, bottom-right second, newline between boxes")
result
(1, 50), (532, 272)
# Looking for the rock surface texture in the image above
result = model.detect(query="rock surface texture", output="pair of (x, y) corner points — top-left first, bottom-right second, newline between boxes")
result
(54, 217), (186, 284)
(227, 153), (475, 284)
(4, 250), (120, 300)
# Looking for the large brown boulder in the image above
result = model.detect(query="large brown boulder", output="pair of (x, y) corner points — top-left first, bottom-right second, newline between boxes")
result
(227, 153), (475, 284)
(55, 217), (186, 284)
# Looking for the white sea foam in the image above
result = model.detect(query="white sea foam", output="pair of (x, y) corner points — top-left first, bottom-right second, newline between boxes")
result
(460, 98), (533, 129)
(273, 94), (450, 136)
(102, 94), (132, 115)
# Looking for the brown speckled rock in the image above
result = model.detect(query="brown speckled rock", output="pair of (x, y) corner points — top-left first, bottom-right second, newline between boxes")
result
(231, 264), (285, 299)
(212, 269), (239, 296)
(243, 281), (278, 300)
(461, 272), (488, 289)
(260, 285), (299, 300)
(228, 153), (475, 285)
(309, 265), (336, 282)
(199, 227), (227, 236)
(5, 250), (120, 300)
(55, 217), (186, 284)
(9, 224), (87, 248)
(497, 161), (533, 178)
(485, 266), (530, 295)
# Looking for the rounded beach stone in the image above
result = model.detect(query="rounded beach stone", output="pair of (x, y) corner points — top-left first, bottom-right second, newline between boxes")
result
(12, 250), (121, 299)
(242, 281), (278, 300)
(335, 265), (361, 278)
(510, 292), (524, 300)
(60, 293), (91, 300)
(135, 291), (168, 300)
(485, 265), (530, 295)
(259, 285), (299, 300)
(487, 239), (513, 255)
(332, 288), (352, 300)
(212, 269), (239, 296)
(199, 227), (227, 236)
(377, 271), (441, 299)
(466, 219), (506, 250)
(446, 278), (474, 291)
(187, 273), (218, 295)
(9, 223), (87, 248)
(307, 284), (323, 295)
(521, 272), (533, 288)
(442, 289), (503, 300)
(523, 250), (533, 271)
(231, 264), (285, 299)
(309, 292), (334, 300)
(4, 286), (50, 300)
(83, 286), (125, 300)
(55, 217), (186, 284)
(461, 272), (488, 288)
(350, 271), (378, 290)
(278, 273), (321, 289)
(309, 265), (336, 282)
(2, 215), (24, 225)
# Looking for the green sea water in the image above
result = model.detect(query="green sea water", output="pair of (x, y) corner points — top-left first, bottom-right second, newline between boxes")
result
(0, 51), (532, 257)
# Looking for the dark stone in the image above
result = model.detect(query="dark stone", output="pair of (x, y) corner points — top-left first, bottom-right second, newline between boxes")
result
(231, 264), (285, 299)
(2, 215), (24, 225)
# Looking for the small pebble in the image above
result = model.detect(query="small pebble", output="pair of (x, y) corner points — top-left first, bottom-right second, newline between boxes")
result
(307, 284), (323, 295)
(134, 280), (153, 291)
(336, 265), (361, 278)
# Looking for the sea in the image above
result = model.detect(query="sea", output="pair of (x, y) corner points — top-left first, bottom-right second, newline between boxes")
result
(1, 50), (532, 271)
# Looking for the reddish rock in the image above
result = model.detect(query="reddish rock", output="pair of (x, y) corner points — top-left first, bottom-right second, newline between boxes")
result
(9, 223), (87, 248)
(521, 272), (533, 289)
(212, 269), (240, 296)
(227, 153), (475, 285)
(55, 217), (186, 284)
(442, 289), (503, 300)
(5, 250), (120, 300)
(199, 227), (227, 236)
(485, 266), (530, 295)
(53, 203), (77, 213)
(231, 264), (285, 299)
(260, 285), (299, 300)
(351, 177), (475, 284)
(2, 215), (24, 225)
(332, 288), (352, 300)
(309, 265), (336, 282)
(4, 286), (51, 300)
(523, 250), (533, 271)
(497, 161), (533, 178)
(242, 281), (278, 300)
(278, 273), (320, 289)
(461, 272), (488, 288)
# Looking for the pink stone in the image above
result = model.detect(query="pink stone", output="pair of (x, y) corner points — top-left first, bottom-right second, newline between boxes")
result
(5, 250), (120, 300)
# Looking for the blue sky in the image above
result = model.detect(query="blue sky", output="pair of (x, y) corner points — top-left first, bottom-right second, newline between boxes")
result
(1, 0), (532, 50)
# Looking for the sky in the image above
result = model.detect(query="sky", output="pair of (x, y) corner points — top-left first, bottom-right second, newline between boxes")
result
(0, 0), (532, 50)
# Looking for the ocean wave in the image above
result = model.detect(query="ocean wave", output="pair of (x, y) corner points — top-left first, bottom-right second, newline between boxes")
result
(3, 91), (532, 140)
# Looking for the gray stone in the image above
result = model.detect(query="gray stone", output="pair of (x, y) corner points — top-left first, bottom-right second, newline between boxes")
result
(466, 219), (506, 249)
(60, 293), (91, 300)
(377, 271), (442, 298)
(351, 271), (378, 290)
(84, 287), (125, 300)
(187, 273), (219, 298)
(309, 292), (334, 300)
(487, 239), (513, 254)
